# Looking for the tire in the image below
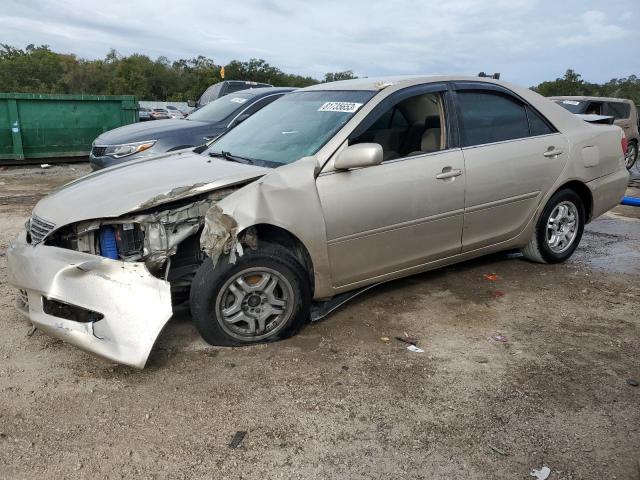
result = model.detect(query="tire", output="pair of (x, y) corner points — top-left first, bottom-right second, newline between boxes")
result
(521, 189), (585, 264)
(190, 242), (311, 346)
(625, 141), (638, 170)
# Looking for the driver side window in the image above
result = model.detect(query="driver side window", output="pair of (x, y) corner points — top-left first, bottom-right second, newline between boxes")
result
(350, 92), (447, 161)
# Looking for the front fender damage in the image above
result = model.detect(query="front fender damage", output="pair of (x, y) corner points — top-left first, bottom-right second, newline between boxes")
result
(200, 205), (258, 266)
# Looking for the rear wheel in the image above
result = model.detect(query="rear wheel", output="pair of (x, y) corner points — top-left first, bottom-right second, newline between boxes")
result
(190, 242), (310, 346)
(521, 189), (585, 264)
(625, 141), (638, 170)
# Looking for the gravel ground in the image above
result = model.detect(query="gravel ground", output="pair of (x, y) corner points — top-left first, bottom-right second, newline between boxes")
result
(0, 164), (639, 479)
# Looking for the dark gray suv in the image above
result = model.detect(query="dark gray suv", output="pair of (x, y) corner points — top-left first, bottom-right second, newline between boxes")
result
(191, 80), (272, 109)
(90, 87), (294, 171)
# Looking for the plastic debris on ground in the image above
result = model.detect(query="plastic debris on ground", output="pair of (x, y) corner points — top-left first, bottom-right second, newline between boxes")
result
(530, 466), (551, 480)
(380, 337), (390, 342)
(40, 164), (51, 169)
(229, 431), (247, 449)
(627, 378), (639, 387)
(484, 273), (500, 281)
(407, 345), (424, 353)
(488, 444), (506, 455)
(492, 334), (508, 343)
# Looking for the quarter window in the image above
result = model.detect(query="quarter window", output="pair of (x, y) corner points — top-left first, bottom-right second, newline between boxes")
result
(457, 91), (530, 147)
(526, 106), (555, 136)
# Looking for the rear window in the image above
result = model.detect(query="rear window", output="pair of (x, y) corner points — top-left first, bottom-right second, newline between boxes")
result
(198, 84), (223, 106)
(226, 83), (268, 94)
(607, 102), (631, 119)
(554, 99), (585, 114)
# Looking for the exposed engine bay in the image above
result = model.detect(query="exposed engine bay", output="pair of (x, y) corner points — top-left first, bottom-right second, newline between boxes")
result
(36, 187), (240, 302)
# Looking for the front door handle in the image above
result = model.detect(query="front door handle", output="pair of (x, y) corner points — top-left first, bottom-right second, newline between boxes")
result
(435, 167), (463, 180)
(543, 147), (564, 158)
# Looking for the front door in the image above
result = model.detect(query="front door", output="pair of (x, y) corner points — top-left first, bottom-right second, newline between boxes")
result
(316, 85), (466, 289)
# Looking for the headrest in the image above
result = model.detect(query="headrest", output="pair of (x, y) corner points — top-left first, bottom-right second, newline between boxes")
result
(425, 115), (441, 129)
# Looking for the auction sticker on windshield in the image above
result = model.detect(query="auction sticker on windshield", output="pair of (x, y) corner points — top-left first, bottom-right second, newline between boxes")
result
(318, 102), (363, 113)
(230, 97), (249, 104)
(562, 100), (581, 106)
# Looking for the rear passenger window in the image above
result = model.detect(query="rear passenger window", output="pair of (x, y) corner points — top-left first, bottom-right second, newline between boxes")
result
(457, 91), (530, 147)
(526, 106), (555, 136)
(607, 102), (631, 119)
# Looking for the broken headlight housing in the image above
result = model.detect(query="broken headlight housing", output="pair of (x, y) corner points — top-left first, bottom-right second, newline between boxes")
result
(102, 140), (157, 158)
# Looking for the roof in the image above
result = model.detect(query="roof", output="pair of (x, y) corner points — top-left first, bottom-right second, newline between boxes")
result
(549, 95), (635, 104)
(301, 75), (509, 91)
(235, 86), (297, 96)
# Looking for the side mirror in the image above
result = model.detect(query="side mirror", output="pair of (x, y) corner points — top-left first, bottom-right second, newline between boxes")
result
(187, 100), (197, 108)
(334, 143), (383, 170)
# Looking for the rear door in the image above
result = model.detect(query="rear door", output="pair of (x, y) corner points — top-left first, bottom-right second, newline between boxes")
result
(452, 83), (569, 251)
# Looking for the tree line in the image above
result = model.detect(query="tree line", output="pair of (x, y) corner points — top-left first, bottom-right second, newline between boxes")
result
(533, 69), (640, 105)
(0, 44), (638, 104)
(0, 44), (356, 101)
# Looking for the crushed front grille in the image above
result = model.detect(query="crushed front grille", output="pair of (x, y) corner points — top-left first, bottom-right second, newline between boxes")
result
(29, 215), (55, 244)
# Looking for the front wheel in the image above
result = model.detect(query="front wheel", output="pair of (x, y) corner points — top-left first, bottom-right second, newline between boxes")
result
(190, 242), (311, 346)
(625, 141), (638, 170)
(521, 189), (585, 264)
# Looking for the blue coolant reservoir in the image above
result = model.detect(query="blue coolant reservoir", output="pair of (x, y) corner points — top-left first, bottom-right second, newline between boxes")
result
(99, 226), (119, 259)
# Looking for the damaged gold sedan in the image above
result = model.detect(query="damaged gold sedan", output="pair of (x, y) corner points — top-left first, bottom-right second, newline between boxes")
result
(7, 76), (629, 368)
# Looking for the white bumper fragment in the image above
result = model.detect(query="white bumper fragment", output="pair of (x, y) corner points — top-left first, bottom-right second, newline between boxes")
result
(7, 231), (172, 368)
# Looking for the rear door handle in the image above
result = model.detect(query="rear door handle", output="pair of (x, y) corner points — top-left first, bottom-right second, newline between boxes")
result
(543, 148), (564, 158)
(435, 167), (463, 180)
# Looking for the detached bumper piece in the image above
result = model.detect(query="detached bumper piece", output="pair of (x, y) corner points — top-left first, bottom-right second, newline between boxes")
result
(7, 231), (172, 368)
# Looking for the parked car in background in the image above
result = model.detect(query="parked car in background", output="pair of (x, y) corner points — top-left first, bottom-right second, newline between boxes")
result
(189, 80), (272, 109)
(166, 105), (186, 119)
(139, 107), (152, 122)
(551, 96), (639, 169)
(90, 87), (295, 170)
(150, 108), (170, 120)
(9, 76), (629, 368)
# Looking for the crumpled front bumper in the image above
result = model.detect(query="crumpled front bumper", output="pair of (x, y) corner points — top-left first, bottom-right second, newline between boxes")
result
(7, 231), (172, 368)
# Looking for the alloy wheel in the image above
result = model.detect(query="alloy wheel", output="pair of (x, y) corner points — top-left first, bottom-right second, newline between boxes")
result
(215, 267), (294, 340)
(625, 142), (638, 169)
(546, 201), (579, 254)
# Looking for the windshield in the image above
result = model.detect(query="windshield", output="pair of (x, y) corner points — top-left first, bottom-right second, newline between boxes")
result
(554, 99), (586, 114)
(188, 93), (255, 123)
(207, 90), (375, 166)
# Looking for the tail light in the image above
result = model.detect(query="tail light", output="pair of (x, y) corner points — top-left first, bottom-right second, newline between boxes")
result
(621, 133), (628, 155)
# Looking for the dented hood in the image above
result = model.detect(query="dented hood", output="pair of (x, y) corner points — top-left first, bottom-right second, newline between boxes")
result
(33, 151), (270, 227)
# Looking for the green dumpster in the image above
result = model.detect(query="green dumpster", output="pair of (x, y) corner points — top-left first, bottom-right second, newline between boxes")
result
(0, 93), (138, 163)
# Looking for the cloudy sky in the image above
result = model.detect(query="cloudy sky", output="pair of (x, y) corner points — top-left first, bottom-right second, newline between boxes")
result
(1, 0), (635, 85)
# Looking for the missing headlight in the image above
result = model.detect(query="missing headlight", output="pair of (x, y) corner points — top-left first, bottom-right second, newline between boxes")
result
(115, 223), (144, 258)
(98, 223), (144, 260)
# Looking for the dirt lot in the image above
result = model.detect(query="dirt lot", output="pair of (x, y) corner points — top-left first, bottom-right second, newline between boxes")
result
(1, 164), (639, 479)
